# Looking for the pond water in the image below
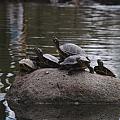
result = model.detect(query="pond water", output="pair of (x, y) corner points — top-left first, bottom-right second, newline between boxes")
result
(1, 1), (120, 120)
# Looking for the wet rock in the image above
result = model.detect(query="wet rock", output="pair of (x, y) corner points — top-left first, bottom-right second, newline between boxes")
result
(5, 68), (120, 118)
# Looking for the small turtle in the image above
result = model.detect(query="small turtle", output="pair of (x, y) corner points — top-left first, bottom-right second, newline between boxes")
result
(34, 48), (60, 68)
(19, 58), (36, 73)
(60, 54), (94, 75)
(53, 37), (90, 62)
(94, 59), (116, 77)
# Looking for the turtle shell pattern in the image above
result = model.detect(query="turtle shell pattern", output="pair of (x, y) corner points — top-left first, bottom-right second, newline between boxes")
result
(43, 54), (59, 64)
(60, 43), (87, 57)
(60, 55), (89, 65)
(19, 58), (35, 69)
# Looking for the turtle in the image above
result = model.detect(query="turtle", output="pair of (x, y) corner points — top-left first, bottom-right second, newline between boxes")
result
(60, 54), (94, 75)
(94, 59), (116, 77)
(34, 48), (60, 68)
(19, 58), (36, 73)
(53, 37), (90, 62)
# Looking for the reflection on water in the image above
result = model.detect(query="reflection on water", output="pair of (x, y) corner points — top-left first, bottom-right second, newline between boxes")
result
(0, 1), (120, 119)
(0, 94), (16, 120)
(12, 104), (120, 120)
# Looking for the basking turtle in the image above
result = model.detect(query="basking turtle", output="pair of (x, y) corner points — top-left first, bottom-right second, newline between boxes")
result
(53, 37), (90, 62)
(60, 54), (94, 75)
(94, 59), (116, 77)
(34, 48), (60, 68)
(19, 58), (36, 73)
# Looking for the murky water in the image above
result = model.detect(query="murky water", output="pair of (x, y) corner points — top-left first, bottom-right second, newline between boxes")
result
(1, 1), (120, 119)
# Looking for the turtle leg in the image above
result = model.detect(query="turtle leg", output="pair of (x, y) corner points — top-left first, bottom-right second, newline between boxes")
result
(59, 65), (69, 70)
(68, 68), (75, 75)
(59, 65), (65, 70)
(67, 67), (81, 75)
(87, 64), (94, 73)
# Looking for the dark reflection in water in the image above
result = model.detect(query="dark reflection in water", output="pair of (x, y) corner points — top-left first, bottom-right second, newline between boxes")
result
(0, 1), (120, 120)
(0, 102), (5, 120)
(16, 104), (120, 120)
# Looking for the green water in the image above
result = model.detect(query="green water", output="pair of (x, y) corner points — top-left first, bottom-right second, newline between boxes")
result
(0, 1), (120, 119)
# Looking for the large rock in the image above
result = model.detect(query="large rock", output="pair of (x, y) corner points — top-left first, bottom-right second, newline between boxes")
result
(6, 68), (120, 119)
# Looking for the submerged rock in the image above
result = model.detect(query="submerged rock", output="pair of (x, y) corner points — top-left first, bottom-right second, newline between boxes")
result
(5, 68), (120, 118)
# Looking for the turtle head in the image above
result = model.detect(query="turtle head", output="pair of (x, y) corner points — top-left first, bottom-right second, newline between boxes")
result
(76, 57), (83, 65)
(97, 59), (103, 66)
(53, 37), (59, 48)
(34, 48), (43, 57)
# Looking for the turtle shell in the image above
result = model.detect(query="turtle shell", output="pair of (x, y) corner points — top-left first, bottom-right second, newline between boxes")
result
(43, 54), (59, 64)
(34, 48), (60, 68)
(19, 58), (35, 69)
(42, 54), (60, 68)
(53, 38), (89, 62)
(60, 55), (89, 65)
(34, 48), (59, 68)
(60, 43), (87, 57)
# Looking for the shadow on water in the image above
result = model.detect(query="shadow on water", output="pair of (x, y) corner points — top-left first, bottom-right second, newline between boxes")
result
(0, 1), (120, 120)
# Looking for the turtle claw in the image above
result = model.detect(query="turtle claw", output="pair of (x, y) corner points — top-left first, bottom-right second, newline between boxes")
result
(67, 68), (74, 75)
(87, 64), (94, 74)
(89, 67), (94, 74)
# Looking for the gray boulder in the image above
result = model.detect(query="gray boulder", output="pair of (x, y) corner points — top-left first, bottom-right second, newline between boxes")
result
(5, 68), (120, 119)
